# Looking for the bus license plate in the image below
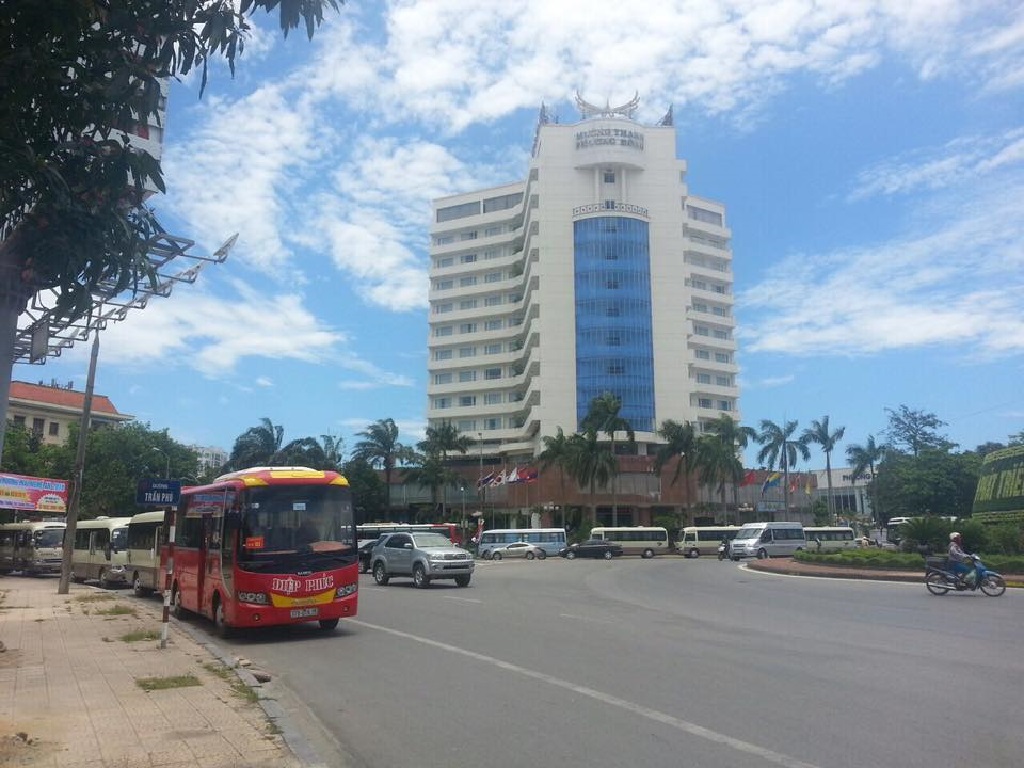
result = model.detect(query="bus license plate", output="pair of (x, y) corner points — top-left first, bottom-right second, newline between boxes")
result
(290, 607), (319, 619)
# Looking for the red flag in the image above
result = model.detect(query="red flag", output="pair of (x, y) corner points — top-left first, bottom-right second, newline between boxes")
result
(739, 470), (757, 486)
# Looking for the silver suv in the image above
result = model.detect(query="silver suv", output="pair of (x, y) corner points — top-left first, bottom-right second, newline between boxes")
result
(370, 531), (474, 588)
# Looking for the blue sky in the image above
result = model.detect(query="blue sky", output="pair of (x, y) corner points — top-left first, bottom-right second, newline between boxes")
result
(18, 1), (1024, 468)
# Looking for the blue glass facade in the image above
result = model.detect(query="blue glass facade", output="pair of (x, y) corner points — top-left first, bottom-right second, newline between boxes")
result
(574, 217), (655, 433)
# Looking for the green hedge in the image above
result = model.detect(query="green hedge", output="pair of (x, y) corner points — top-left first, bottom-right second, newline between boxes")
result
(794, 548), (1024, 573)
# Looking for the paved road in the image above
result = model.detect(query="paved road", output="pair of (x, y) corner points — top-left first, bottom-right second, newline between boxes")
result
(214, 557), (1023, 768)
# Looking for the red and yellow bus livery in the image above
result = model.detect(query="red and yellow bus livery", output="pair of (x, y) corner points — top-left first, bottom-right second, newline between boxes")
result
(170, 466), (358, 636)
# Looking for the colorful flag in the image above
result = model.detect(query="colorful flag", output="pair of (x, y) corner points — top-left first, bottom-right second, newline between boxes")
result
(760, 472), (781, 496)
(739, 470), (757, 486)
(804, 478), (813, 495)
(521, 466), (539, 483)
(476, 472), (495, 489)
(491, 469), (505, 487)
(505, 467), (521, 484)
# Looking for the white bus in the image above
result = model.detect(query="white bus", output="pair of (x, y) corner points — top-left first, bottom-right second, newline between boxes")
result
(590, 526), (669, 558)
(70, 516), (132, 588)
(678, 526), (740, 558)
(477, 528), (567, 558)
(804, 526), (858, 551)
(126, 510), (169, 596)
(0, 521), (65, 575)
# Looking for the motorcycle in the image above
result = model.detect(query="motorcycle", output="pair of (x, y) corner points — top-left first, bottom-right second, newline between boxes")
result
(717, 541), (730, 561)
(925, 554), (1006, 596)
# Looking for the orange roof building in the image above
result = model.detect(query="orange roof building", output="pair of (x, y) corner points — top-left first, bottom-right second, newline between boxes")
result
(8, 380), (133, 446)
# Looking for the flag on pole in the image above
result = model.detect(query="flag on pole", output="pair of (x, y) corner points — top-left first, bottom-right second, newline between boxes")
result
(739, 470), (757, 486)
(760, 472), (781, 497)
(506, 467), (521, 484)
(522, 466), (539, 483)
(477, 472), (495, 489)
(491, 468), (506, 487)
(805, 477), (813, 495)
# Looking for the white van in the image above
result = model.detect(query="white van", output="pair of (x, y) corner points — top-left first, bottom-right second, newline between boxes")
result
(678, 526), (740, 558)
(729, 522), (806, 560)
(71, 516), (132, 587)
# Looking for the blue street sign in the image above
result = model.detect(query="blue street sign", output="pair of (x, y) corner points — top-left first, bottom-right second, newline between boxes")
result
(136, 479), (181, 507)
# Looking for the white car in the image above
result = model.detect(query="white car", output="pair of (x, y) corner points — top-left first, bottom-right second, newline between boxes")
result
(485, 542), (547, 561)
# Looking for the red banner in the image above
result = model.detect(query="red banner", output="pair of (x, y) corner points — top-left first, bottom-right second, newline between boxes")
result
(0, 473), (69, 514)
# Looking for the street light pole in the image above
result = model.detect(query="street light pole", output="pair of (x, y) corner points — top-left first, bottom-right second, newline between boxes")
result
(153, 447), (170, 478)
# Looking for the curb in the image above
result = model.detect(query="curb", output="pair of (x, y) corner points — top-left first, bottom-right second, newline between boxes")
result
(172, 616), (328, 768)
(745, 560), (1024, 588)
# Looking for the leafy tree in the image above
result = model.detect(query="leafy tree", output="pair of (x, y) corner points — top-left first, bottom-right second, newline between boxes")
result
(972, 441), (1007, 458)
(0, 0), (341, 456)
(653, 419), (698, 512)
(538, 427), (573, 531)
(566, 429), (616, 525)
(802, 415), (846, 523)
(228, 417), (284, 469)
(274, 437), (327, 468)
(352, 418), (412, 514)
(402, 454), (457, 521)
(418, 422), (472, 515)
(705, 414), (756, 510)
(0, 422), (44, 474)
(580, 392), (634, 526)
(319, 433), (344, 470)
(883, 405), (953, 456)
(869, 449), (981, 522)
(755, 419), (810, 515)
(341, 456), (386, 524)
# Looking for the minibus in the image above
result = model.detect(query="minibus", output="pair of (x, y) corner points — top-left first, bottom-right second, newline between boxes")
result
(729, 522), (806, 560)
(803, 526), (858, 551)
(0, 521), (65, 575)
(71, 516), (132, 587)
(589, 526), (669, 558)
(678, 526), (741, 558)
(126, 510), (170, 596)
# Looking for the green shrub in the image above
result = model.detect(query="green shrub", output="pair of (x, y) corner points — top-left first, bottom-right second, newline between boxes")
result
(982, 524), (1024, 556)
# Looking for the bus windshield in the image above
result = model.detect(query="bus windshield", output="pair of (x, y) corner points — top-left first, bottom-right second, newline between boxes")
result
(237, 484), (354, 564)
(111, 527), (129, 550)
(34, 529), (64, 547)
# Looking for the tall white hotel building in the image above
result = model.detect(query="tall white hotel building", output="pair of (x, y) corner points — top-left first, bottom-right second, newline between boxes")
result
(427, 96), (739, 520)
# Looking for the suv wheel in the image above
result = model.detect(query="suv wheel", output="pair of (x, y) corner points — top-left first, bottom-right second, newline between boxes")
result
(373, 562), (390, 586)
(412, 563), (430, 589)
(454, 575), (471, 588)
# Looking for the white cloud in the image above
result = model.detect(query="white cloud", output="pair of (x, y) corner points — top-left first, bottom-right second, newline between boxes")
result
(255, 376), (273, 387)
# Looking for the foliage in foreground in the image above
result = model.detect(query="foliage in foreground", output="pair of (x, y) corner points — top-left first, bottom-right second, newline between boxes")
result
(794, 547), (1024, 574)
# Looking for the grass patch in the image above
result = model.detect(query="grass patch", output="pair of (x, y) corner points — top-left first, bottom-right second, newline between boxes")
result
(75, 594), (115, 603)
(136, 674), (202, 692)
(203, 662), (259, 703)
(95, 605), (136, 617)
(121, 629), (160, 643)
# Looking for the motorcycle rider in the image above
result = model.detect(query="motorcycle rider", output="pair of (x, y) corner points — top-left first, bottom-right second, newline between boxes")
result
(948, 532), (976, 587)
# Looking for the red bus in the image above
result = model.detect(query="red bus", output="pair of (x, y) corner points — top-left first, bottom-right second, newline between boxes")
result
(170, 466), (358, 636)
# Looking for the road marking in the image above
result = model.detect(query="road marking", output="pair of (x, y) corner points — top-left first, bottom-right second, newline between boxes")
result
(558, 612), (615, 624)
(441, 595), (482, 604)
(351, 619), (823, 768)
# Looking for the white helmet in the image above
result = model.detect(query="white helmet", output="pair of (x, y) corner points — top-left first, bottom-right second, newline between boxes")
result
(949, 532), (961, 541)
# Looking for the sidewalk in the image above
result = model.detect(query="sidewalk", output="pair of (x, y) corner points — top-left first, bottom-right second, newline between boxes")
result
(0, 575), (315, 768)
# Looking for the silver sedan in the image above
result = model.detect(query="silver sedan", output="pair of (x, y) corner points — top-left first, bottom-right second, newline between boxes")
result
(486, 542), (547, 561)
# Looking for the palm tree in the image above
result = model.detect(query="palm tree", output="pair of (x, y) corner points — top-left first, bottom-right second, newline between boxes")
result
(580, 392), (634, 526)
(802, 416), (846, 524)
(274, 437), (327, 468)
(846, 435), (887, 525)
(695, 433), (746, 515)
(319, 433), (344, 470)
(402, 454), (455, 521)
(228, 417), (284, 470)
(705, 414), (757, 511)
(352, 418), (411, 515)
(653, 419), (698, 515)
(538, 427), (572, 531)
(566, 429), (616, 526)
(419, 422), (472, 517)
(755, 419), (811, 519)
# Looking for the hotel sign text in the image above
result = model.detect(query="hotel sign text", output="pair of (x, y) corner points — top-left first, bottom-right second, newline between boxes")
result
(575, 127), (645, 151)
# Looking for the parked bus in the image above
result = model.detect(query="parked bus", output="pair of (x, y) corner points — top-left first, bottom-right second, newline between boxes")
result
(126, 510), (170, 596)
(0, 521), (65, 575)
(804, 526), (858, 550)
(71, 516), (133, 587)
(170, 466), (358, 636)
(589, 526), (669, 558)
(357, 522), (462, 545)
(476, 527), (567, 558)
(678, 526), (740, 558)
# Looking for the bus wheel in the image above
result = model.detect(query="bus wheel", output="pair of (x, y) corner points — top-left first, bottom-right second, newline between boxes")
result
(71, 570), (84, 584)
(319, 619), (340, 630)
(98, 568), (108, 588)
(213, 598), (233, 639)
(642, 548), (655, 559)
(537, 550), (547, 560)
(132, 572), (146, 597)
(689, 548), (700, 559)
